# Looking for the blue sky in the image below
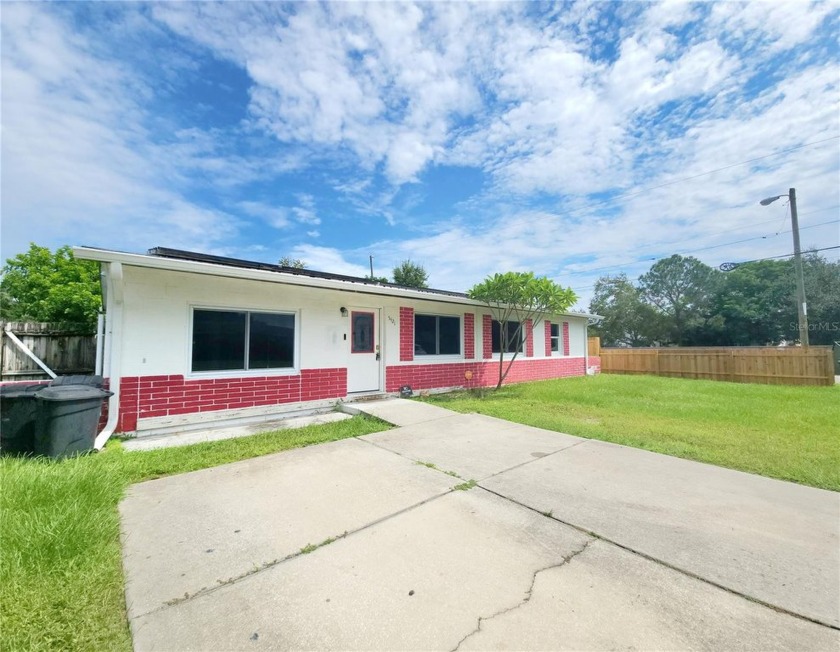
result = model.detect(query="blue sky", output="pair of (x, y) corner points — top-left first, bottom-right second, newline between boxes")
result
(2, 1), (838, 310)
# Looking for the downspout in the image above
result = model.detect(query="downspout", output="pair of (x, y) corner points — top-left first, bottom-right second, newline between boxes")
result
(94, 262), (124, 450)
(584, 319), (589, 374)
(95, 313), (105, 376)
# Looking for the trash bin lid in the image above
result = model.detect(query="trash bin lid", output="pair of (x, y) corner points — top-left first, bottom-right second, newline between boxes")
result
(0, 383), (47, 398)
(49, 375), (105, 388)
(35, 386), (114, 401)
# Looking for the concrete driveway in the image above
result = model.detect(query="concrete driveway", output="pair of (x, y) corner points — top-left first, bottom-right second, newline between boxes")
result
(120, 400), (840, 651)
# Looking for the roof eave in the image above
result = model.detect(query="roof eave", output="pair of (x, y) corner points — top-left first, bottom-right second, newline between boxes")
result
(73, 246), (596, 319)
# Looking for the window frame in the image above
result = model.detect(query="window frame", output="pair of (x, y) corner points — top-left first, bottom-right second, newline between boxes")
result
(188, 305), (299, 377)
(550, 322), (561, 355)
(491, 319), (523, 355)
(413, 313), (462, 357)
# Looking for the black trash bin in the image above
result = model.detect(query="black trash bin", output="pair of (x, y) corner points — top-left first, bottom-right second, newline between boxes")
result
(0, 383), (46, 455)
(34, 385), (113, 460)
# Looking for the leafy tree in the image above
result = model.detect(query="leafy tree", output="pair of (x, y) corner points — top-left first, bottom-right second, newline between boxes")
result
(638, 255), (720, 345)
(468, 272), (576, 388)
(278, 257), (307, 269)
(589, 274), (662, 346)
(802, 253), (840, 345)
(1, 244), (101, 331)
(365, 274), (389, 283)
(392, 260), (429, 288)
(714, 260), (795, 345)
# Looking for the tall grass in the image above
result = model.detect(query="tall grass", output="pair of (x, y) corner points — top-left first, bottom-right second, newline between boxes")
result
(0, 415), (389, 651)
(425, 374), (840, 491)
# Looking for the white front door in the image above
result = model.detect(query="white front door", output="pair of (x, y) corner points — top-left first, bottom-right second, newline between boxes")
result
(347, 308), (381, 393)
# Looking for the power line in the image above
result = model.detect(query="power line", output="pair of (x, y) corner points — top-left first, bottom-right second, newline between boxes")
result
(674, 219), (838, 256)
(570, 238), (840, 292)
(563, 212), (839, 277)
(724, 245), (840, 266)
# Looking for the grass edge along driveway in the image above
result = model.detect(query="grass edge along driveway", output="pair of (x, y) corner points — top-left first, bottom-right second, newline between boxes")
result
(0, 414), (389, 652)
(423, 374), (840, 492)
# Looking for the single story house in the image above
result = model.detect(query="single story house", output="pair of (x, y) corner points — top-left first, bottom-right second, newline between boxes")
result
(74, 246), (601, 440)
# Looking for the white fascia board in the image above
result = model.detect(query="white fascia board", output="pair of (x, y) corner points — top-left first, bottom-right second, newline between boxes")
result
(73, 246), (599, 319)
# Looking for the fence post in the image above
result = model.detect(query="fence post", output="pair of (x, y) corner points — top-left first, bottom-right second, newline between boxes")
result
(729, 349), (735, 383)
(823, 347), (835, 386)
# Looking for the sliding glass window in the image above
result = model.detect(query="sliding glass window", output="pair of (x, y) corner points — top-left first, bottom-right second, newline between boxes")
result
(192, 309), (295, 372)
(414, 314), (461, 356)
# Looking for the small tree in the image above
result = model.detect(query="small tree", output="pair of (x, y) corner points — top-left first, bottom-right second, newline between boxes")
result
(1, 243), (101, 331)
(278, 257), (307, 269)
(393, 260), (428, 288)
(468, 272), (576, 389)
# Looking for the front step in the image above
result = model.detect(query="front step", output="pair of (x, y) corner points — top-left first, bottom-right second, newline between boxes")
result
(345, 393), (390, 403)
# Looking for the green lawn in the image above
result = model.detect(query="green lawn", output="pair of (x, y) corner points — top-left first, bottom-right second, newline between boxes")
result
(423, 374), (840, 491)
(0, 414), (389, 652)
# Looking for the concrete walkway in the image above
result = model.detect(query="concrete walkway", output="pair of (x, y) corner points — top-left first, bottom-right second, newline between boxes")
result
(120, 399), (840, 651)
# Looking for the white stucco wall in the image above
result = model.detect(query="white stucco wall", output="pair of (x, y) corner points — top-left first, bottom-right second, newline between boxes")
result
(114, 265), (590, 378)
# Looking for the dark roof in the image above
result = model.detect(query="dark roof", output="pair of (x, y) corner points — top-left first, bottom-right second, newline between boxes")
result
(147, 247), (469, 299)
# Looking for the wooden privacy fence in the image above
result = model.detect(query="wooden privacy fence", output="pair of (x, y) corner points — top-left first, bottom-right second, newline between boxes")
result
(1, 321), (96, 381)
(600, 346), (835, 387)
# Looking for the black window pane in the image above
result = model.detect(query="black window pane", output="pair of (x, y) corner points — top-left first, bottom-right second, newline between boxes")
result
(192, 310), (246, 371)
(415, 315), (436, 355)
(352, 312), (374, 353)
(550, 323), (560, 352)
(506, 321), (521, 353)
(249, 313), (295, 369)
(493, 320), (520, 353)
(438, 316), (460, 355)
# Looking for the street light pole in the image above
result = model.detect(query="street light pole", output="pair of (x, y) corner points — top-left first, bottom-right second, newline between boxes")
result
(788, 188), (809, 346)
(759, 187), (809, 346)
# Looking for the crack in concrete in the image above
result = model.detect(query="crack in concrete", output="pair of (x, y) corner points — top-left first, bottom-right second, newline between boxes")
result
(450, 538), (595, 652)
(479, 485), (840, 633)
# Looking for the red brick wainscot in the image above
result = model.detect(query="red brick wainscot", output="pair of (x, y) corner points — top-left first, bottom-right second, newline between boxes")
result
(386, 357), (587, 393)
(113, 368), (347, 433)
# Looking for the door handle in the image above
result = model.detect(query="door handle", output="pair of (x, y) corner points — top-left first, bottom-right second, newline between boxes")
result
(376, 352), (381, 361)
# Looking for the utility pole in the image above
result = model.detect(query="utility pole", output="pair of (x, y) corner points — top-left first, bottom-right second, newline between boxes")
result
(369, 255), (374, 279)
(760, 187), (809, 346)
(788, 188), (809, 346)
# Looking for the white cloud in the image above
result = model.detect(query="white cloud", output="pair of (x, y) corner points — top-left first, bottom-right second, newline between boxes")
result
(151, 2), (484, 184)
(287, 244), (370, 278)
(709, 1), (836, 54)
(238, 201), (291, 230)
(0, 4), (249, 259)
(3, 0), (836, 312)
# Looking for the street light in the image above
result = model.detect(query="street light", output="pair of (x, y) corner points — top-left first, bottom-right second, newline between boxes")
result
(759, 187), (809, 346)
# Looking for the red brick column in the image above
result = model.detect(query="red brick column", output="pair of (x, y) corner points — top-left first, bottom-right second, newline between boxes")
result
(464, 313), (475, 359)
(525, 319), (533, 357)
(400, 307), (414, 361)
(545, 321), (553, 356)
(482, 315), (493, 359)
(563, 321), (570, 356)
